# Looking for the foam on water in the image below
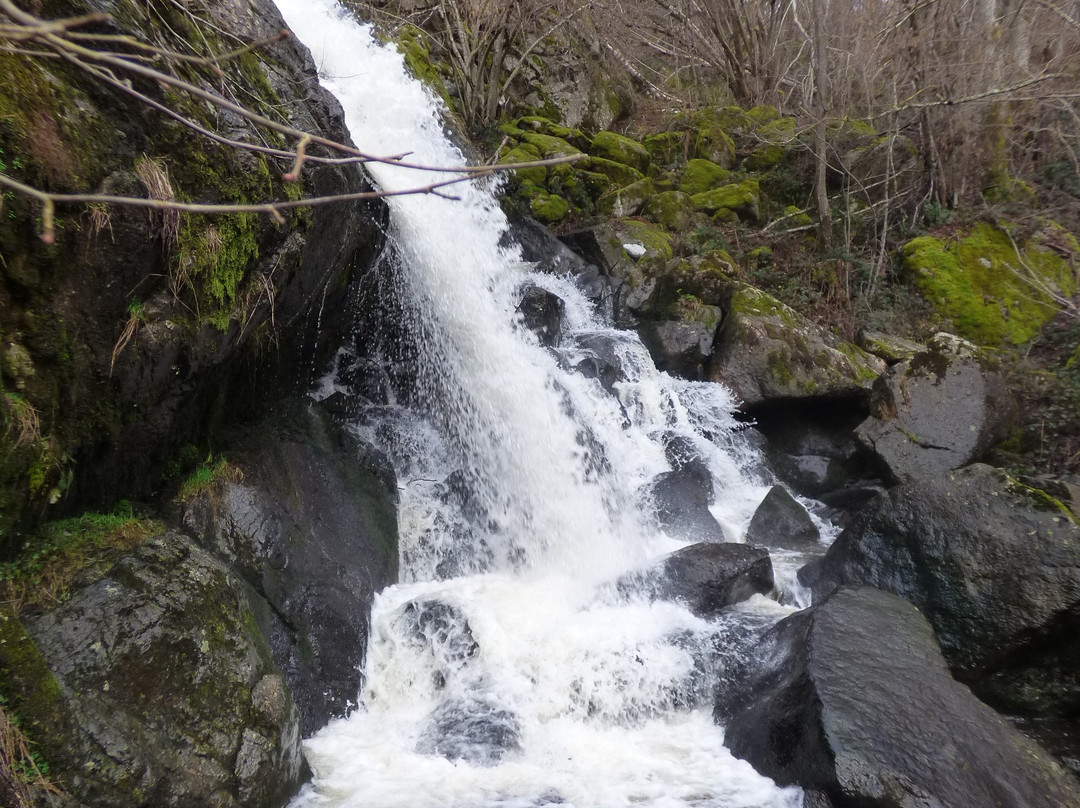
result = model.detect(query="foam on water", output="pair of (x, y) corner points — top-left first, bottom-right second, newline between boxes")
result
(273, 1), (805, 804)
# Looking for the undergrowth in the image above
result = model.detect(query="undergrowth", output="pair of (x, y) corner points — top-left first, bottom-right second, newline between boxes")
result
(174, 455), (242, 503)
(0, 505), (162, 614)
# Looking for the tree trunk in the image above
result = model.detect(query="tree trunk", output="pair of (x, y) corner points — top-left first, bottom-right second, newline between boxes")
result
(813, 0), (832, 250)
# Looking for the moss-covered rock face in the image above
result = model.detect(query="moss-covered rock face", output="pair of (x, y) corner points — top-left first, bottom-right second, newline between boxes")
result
(5, 532), (303, 807)
(0, 0), (382, 546)
(596, 177), (655, 218)
(499, 143), (547, 185)
(643, 131), (687, 166)
(709, 284), (886, 408)
(581, 156), (646, 187)
(531, 191), (572, 223)
(745, 116), (797, 171)
(678, 159), (736, 196)
(643, 191), (694, 231)
(687, 109), (737, 168)
(902, 223), (1078, 347)
(588, 131), (651, 173)
(520, 131), (583, 159)
(691, 179), (761, 222)
(393, 24), (451, 106)
(516, 116), (591, 150)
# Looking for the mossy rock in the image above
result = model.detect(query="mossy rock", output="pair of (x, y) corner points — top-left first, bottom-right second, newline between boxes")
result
(578, 169), (614, 199)
(709, 284), (886, 406)
(679, 159), (737, 196)
(530, 191), (571, 224)
(783, 205), (814, 227)
(901, 222), (1078, 347)
(620, 219), (674, 262)
(643, 191), (694, 231)
(520, 132), (582, 159)
(588, 131), (651, 173)
(691, 179), (760, 222)
(644, 131), (687, 166)
(856, 329), (926, 364)
(747, 105), (782, 126)
(597, 178), (655, 218)
(394, 25), (451, 106)
(516, 116), (591, 150)
(637, 251), (740, 318)
(499, 145), (547, 185)
(690, 121), (736, 169)
(745, 117), (798, 171)
(582, 156), (646, 188)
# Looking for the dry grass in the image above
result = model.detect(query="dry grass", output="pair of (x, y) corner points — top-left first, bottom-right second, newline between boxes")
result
(134, 155), (181, 250)
(2, 395), (40, 447)
(0, 701), (62, 807)
(109, 301), (146, 377)
(87, 202), (113, 242)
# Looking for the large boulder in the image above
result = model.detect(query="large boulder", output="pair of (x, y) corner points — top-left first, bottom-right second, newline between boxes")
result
(854, 333), (1016, 483)
(800, 464), (1080, 716)
(181, 400), (399, 735)
(646, 464), (726, 543)
(745, 485), (820, 549)
(708, 285), (885, 409)
(648, 543), (774, 617)
(1, 532), (303, 808)
(719, 586), (1080, 808)
(516, 284), (566, 347)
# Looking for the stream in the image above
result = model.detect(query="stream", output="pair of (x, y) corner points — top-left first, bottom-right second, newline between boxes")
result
(273, 2), (823, 805)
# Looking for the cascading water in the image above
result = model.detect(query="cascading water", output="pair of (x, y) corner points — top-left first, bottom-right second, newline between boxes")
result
(274, 2), (816, 805)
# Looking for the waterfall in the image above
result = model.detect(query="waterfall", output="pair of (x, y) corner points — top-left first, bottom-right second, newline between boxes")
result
(274, 2), (807, 805)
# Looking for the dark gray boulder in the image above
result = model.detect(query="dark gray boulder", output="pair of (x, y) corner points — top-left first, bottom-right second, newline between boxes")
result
(854, 333), (1016, 483)
(517, 284), (566, 347)
(800, 464), (1080, 716)
(719, 586), (1080, 808)
(181, 399), (398, 735)
(651, 542), (773, 616)
(639, 316), (719, 380)
(647, 465), (726, 543)
(7, 532), (302, 808)
(417, 695), (522, 765)
(746, 485), (820, 549)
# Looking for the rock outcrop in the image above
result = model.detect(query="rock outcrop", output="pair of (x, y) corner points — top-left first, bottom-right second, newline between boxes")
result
(854, 333), (1016, 483)
(719, 586), (1080, 808)
(801, 464), (1080, 716)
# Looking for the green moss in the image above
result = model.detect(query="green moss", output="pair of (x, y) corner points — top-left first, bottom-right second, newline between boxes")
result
(499, 145), (547, 185)
(395, 26), (451, 106)
(581, 156), (645, 188)
(515, 117), (589, 150)
(690, 179), (760, 221)
(902, 223), (1077, 347)
(588, 131), (651, 173)
(746, 105), (782, 126)
(643, 132), (687, 166)
(679, 159), (736, 196)
(175, 455), (239, 503)
(530, 191), (570, 224)
(577, 169), (614, 199)
(620, 219), (674, 261)
(643, 191), (694, 231)
(597, 178), (655, 218)
(784, 205), (814, 227)
(1006, 479), (1077, 522)
(520, 132), (581, 159)
(744, 117), (797, 170)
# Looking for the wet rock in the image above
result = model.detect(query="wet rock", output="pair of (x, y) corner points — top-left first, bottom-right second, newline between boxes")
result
(397, 599), (479, 678)
(13, 532), (302, 808)
(418, 695), (522, 765)
(719, 587), (1080, 808)
(639, 315), (719, 380)
(652, 543), (774, 617)
(647, 465), (726, 543)
(566, 332), (635, 394)
(708, 285), (885, 410)
(517, 284), (566, 347)
(181, 399), (398, 735)
(800, 464), (1080, 716)
(745, 486), (820, 549)
(854, 333), (1016, 484)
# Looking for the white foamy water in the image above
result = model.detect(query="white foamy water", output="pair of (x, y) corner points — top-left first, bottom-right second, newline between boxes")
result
(274, 1), (806, 805)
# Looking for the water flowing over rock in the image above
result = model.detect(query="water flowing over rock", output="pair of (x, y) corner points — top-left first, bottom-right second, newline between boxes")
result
(801, 464), (1080, 716)
(854, 333), (1016, 483)
(719, 586), (1080, 808)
